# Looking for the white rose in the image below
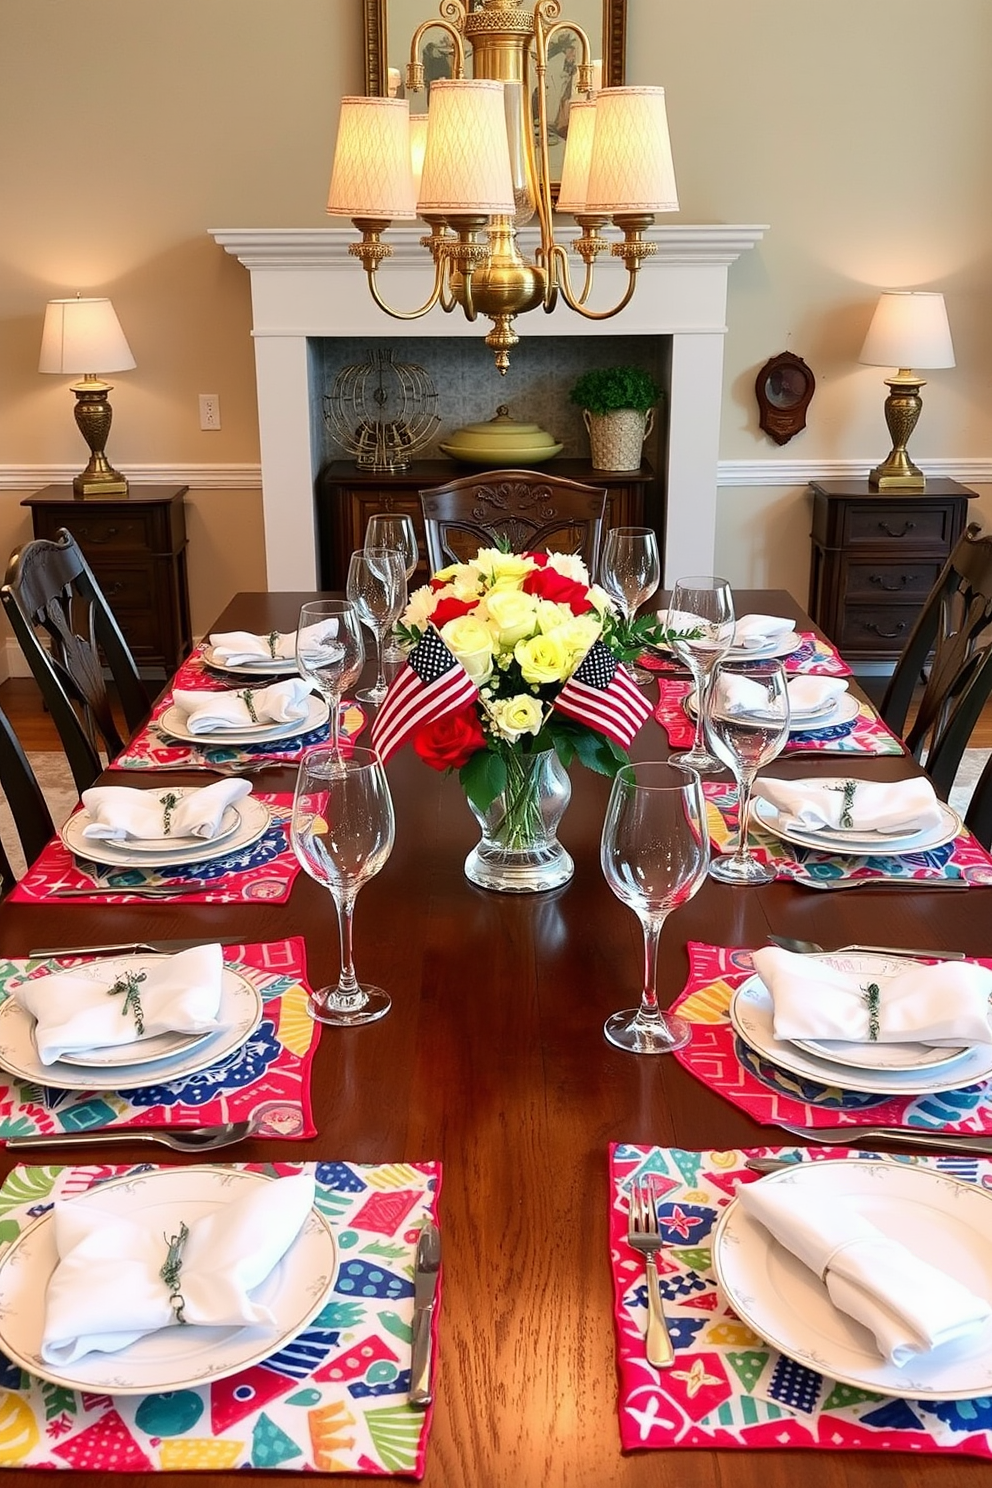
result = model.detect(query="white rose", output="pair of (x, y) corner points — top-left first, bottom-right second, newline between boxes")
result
(586, 584), (616, 619)
(440, 615), (495, 685)
(534, 599), (571, 636)
(485, 589), (539, 648)
(488, 693), (545, 743)
(401, 584), (440, 632)
(545, 552), (591, 586)
(515, 632), (570, 687)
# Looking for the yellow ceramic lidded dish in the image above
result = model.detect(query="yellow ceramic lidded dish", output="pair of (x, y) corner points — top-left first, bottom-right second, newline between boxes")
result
(439, 405), (563, 466)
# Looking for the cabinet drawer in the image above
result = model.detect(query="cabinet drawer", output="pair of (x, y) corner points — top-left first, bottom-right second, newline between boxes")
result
(843, 559), (943, 600)
(842, 503), (954, 548)
(837, 603), (922, 652)
(85, 559), (157, 610)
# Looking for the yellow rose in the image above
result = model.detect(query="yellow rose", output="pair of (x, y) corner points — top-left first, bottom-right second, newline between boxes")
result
(484, 589), (539, 648)
(440, 614), (495, 685)
(534, 599), (571, 636)
(489, 693), (545, 743)
(515, 632), (569, 686)
(586, 584), (616, 619)
(471, 549), (535, 591)
(555, 615), (602, 669)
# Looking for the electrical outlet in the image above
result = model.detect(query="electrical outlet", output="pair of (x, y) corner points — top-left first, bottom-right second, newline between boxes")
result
(199, 394), (221, 430)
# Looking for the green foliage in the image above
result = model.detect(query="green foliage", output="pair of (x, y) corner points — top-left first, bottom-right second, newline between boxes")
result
(568, 365), (662, 415)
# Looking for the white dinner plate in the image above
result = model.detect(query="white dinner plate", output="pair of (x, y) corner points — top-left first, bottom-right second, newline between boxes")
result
(713, 1160), (992, 1399)
(61, 795), (271, 871)
(685, 689), (858, 732)
(0, 1165), (337, 1394)
(158, 693), (328, 747)
(0, 967), (263, 1090)
(63, 789), (243, 857)
(752, 786), (961, 857)
(726, 630), (802, 661)
(202, 645), (299, 677)
(729, 960), (992, 1094)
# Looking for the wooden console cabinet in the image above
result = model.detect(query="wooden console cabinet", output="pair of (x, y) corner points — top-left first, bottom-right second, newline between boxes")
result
(807, 478), (977, 666)
(315, 459), (661, 589)
(21, 484), (192, 675)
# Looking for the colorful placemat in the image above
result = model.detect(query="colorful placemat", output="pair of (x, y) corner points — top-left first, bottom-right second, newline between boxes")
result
(610, 1142), (992, 1455)
(10, 795), (302, 905)
(703, 779), (992, 887)
(641, 631), (853, 679)
(0, 1156), (440, 1474)
(653, 680), (904, 756)
(672, 941), (992, 1130)
(0, 938), (319, 1140)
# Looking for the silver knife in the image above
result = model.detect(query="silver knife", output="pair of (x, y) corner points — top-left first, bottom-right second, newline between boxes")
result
(28, 938), (224, 958)
(409, 1220), (441, 1407)
(777, 1122), (992, 1156)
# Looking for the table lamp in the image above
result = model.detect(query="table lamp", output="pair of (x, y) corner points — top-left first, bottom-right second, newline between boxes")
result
(858, 290), (955, 492)
(39, 296), (136, 499)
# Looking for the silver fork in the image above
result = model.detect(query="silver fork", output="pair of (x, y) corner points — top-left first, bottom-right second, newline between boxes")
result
(119, 760), (287, 777)
(626, 1181), (674, 1369)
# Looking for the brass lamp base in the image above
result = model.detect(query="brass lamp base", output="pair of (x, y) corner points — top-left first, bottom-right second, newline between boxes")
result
(70, 379), (129, 500)
(867, 373), (926, 492)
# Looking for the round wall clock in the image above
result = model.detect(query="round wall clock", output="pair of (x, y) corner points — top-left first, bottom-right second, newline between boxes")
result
(755, 352), (816, 445)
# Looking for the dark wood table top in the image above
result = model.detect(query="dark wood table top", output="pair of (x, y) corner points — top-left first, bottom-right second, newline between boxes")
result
(2, 590), (989, 1488)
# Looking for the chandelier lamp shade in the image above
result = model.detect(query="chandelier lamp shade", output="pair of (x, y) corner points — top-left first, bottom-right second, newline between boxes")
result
(326, 1), (679, 374)
(39, 295), (136, 499)
(858, 290), (955, 492)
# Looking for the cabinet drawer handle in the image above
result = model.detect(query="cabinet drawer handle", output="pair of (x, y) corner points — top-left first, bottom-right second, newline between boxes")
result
(103, 581), (125, 597)
(877, 520), (916, 538)
(79, 526), (120, 544)
(864, 620), (908, 639)
(868, 573), (919, 591)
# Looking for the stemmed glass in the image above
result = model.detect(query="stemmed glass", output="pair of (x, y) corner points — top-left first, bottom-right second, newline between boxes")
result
(600, 760), (710, 1054)
(365, 514), (418, 663)
(290, 745), (395, 1025)
(598, 527), (661, 684)
(704, 657), (790, 884)
(296, 600), (364, 766)
(347, 547), (407, 706)
(667, 575), (736, 772)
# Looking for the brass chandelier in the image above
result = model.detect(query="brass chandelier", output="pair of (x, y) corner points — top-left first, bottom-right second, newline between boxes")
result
(327, 1), (678, 373)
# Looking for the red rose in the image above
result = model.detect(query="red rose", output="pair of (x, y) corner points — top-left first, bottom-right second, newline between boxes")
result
(522, 566), (595, 614)
(527, 551), (549, 567)
(430, 596), (478, 629)
(413, 705), (486, 771)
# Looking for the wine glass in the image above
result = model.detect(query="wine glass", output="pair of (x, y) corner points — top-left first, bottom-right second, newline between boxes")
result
(704, 657), (790, 884)
(598, 527), (661, 684)
(296, 600), (364, 766)
(365, 514), (419, 663)
(600, 760), (710, 1054)
(667, 574), (736, 773)
(347, 547), (407, 706)
(291, 745), (395, 1025)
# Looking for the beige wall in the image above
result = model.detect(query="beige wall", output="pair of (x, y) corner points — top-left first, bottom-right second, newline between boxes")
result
(1, 0), (990, 630)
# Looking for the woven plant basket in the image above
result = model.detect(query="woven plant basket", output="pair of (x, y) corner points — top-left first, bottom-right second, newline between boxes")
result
(583, 407), (655, 471)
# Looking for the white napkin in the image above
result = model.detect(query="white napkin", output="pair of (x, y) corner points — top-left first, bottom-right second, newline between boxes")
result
(42, 1168), (316, 1363)
(13, 944), (225, 1065)
(81, 779), (252, 843)
(659, 608), (734, 653)
(738, 1176), (992, 1366)
(172, 680), (312, 734)
(208, 629), (297, 666)
(714, 674), (848, 719)
(751, 945), (992, 1046)
(732, 614), (796, 649)
(751, 775), (944, 834)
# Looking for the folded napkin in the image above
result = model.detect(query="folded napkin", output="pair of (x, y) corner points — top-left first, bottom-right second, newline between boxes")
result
(751, 775), (944, 834)
(658, 608), (734, 652)
(81, 778), (252, 843)
(208, 629), (297, 665)
(42, 1167), (316, 1363)
(14, 944), (225, 1065)
(172, 679), (312, 734)
(752, 945), (992, 1047)
(713, 674), (848, 719)
(739, 1175), (992, 1366)
(731, 613), (795, 649)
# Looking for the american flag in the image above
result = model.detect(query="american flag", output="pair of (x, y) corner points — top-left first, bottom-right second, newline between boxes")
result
(553, 640), (651, 749)
(371, 627), (479, 764)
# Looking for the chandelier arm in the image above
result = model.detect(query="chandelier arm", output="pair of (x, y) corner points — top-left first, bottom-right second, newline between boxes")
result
(549, 243), (641, 320)
(406, 17), (465, 93)
(364, 262), (448, 322)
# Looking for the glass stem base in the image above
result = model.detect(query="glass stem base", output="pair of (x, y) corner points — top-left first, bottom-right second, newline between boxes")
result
(307, 984), (391, 1026)
(603, 1008), (692, 1054)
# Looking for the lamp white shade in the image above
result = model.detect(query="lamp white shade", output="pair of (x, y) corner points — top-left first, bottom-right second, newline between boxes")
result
(327, 96), (417, 221)
(417, 79), (515, 217)
(556, 98), (598, 215)
(859, 291), (955, 371)
(39, 298), (136, 376)
(409, 115), (429, 204)
(584, 86), (678, 215)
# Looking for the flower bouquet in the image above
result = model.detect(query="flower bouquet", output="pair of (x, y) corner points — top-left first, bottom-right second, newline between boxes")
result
(370, 546), (660, 892)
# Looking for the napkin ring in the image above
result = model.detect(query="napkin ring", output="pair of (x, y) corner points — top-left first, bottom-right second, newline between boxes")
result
(828, 779), (858, 829)
(237, 688), (259, 723)
(159, 791), (179, 836)
(266, 630), (280, 659)
(862, 981), (881, 1041)
(107, 970), (147, 1036)
(161, 1220), (190, 1324)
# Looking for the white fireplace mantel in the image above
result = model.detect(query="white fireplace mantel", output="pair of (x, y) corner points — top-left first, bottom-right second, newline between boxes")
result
(211, 224), (766, 589)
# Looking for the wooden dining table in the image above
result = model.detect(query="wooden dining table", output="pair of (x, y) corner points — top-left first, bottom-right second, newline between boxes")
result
(1, 589), (990, 1488)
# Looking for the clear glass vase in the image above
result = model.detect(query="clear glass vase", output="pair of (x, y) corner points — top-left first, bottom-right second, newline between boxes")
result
(464, 749), (574, 893)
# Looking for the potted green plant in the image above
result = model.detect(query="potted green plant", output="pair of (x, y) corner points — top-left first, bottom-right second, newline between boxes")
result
(568, 366), (662, 471)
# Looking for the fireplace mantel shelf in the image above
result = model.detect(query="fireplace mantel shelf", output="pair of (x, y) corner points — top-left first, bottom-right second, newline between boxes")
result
(210, 224), (766, 589)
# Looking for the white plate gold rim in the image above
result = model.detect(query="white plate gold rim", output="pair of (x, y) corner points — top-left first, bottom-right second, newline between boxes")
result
(61, 795), (271, 871)
(158, 693), (328, 747)
(752, 783), (961, 857)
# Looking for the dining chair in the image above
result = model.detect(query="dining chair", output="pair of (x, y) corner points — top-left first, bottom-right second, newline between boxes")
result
(0, 702), (55, 896)
(1, 528), (150, 793)
(964, 751), (992, 849)
(878, 522), (992, 799)
(419, 468), (608, 574)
